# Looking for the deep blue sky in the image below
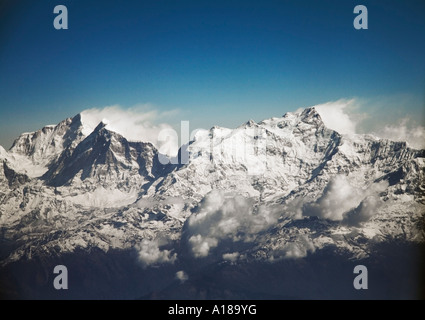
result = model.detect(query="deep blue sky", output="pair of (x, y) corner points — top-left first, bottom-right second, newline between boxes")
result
(0, 0), (424, 148)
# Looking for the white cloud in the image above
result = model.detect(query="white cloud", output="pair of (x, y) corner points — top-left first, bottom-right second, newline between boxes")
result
(136, 239), (177, 268)
(268, 235), (316, 261)
(188, 235), (218, 258)
(175, 270), (189, 283)
(302, 175), (364, 221)
(312, 99), (359, 135)
(187, 190), (280, 258)
(80, 105), (179, 156)
(283, 235), (316, 259)
(374, 118), (425, 150)
(222, 252), (240, 262)
(310, 98), (425, 150)
(299, 176), (388, 224)
(343, 195), (383, 227)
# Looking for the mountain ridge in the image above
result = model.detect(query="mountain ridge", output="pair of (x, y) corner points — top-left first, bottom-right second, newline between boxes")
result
(0, 107), (424, 269)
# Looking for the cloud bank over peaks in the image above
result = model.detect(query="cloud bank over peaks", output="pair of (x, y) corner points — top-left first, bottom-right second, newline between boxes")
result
(80, 105), (179, 155)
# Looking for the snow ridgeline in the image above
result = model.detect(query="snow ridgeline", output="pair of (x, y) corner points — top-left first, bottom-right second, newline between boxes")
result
(0, 107), (424, 267)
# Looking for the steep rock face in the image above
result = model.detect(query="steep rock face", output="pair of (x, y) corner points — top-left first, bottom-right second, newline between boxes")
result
(0, 107), (423, 268)
(43, 121), (164, 191)
(9, 114), (85, 168)
(1, 161), (30, 189)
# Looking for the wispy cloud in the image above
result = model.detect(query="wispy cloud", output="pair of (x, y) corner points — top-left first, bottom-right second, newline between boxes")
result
(374, 118), (425, 150)
(302, 175), (364, 221)
(80, 104), (179, 155)
(312, 99), (361, 135)
(343, 195), (383, 227)
(311, 97), (425, 149)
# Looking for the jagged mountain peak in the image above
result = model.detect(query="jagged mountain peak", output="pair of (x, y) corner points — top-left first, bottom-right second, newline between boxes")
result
(255, 107), (327, 138)
(78, 110), (142, 143)
(8, 113), (86, 164)
(42, 121), (161, 188)
(0, 106), (423, 279)
(299, 106), (323, 123)
(244, 119), (257, 127)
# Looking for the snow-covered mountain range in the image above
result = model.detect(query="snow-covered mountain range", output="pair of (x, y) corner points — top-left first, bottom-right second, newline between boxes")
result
(0, 107), (424, 299)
